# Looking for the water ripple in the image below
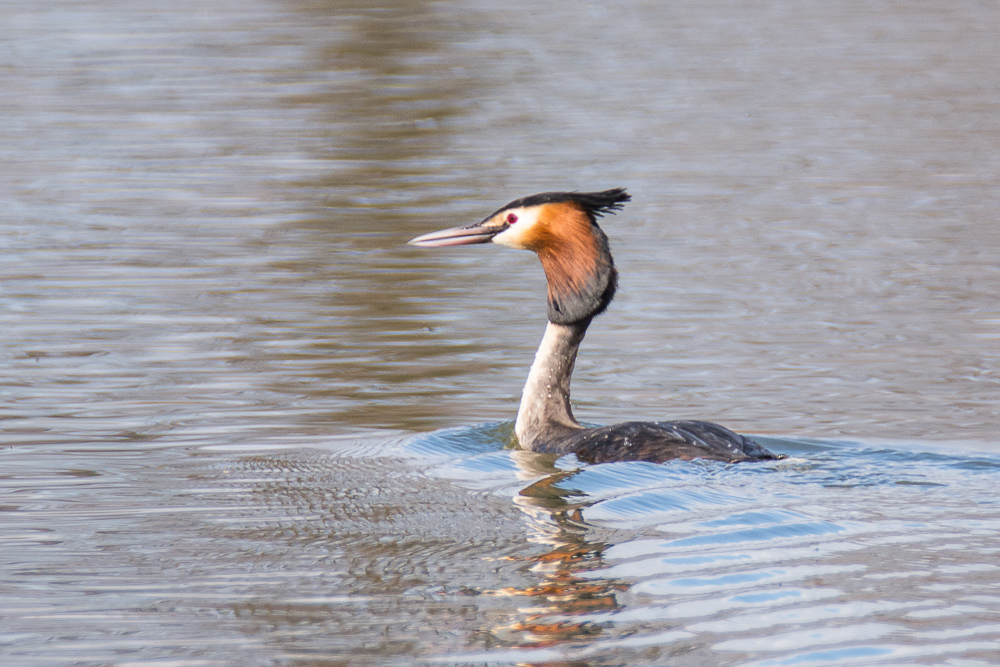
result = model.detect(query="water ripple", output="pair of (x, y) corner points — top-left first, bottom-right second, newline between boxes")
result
(416, 424), (1000, 665)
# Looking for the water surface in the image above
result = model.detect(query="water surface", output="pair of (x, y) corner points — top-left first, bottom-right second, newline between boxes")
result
(1, 0), (999, 664)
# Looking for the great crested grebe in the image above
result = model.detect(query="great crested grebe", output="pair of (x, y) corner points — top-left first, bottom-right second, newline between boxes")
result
(409, 189), (781, 464)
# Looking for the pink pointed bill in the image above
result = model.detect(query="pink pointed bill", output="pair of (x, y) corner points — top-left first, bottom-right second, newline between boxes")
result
(408, 223), (504, 248)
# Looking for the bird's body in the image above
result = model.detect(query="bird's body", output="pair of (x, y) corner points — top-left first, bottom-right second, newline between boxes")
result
(409, 188), (781, 464)
(555, 420), (776, 464)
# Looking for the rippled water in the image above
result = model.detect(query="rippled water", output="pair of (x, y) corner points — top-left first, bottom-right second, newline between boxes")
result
(2, 0), (999, 664)
(5, 429), (1000, 664)
(415, 429), (1000, 665)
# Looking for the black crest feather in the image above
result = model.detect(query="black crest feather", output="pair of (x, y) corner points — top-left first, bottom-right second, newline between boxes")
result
(491, 188), (631, 223)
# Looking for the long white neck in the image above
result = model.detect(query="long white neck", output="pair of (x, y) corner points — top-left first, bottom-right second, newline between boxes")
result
(514, 319), (590, 451)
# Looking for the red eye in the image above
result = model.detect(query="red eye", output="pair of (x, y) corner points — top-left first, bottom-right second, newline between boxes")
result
(506, 213), (518, 224)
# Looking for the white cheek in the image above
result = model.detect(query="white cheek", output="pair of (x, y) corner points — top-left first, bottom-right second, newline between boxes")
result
(491, 209), (540, 249)
(492, 226), (522, 248)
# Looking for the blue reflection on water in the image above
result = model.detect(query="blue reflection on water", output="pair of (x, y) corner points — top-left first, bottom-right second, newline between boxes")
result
(760, 646), (894, 665)
(413, 422), (1000, 665)
(732, 590), (804, 604)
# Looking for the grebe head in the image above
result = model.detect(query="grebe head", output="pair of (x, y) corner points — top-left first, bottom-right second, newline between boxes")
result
(409, 188), (630, 324)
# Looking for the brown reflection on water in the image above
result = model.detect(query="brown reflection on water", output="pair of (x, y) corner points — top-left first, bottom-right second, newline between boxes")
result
(234, 0), (520, 433)
(484, 456), (628, 656)
(289, 0), (480, 216)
